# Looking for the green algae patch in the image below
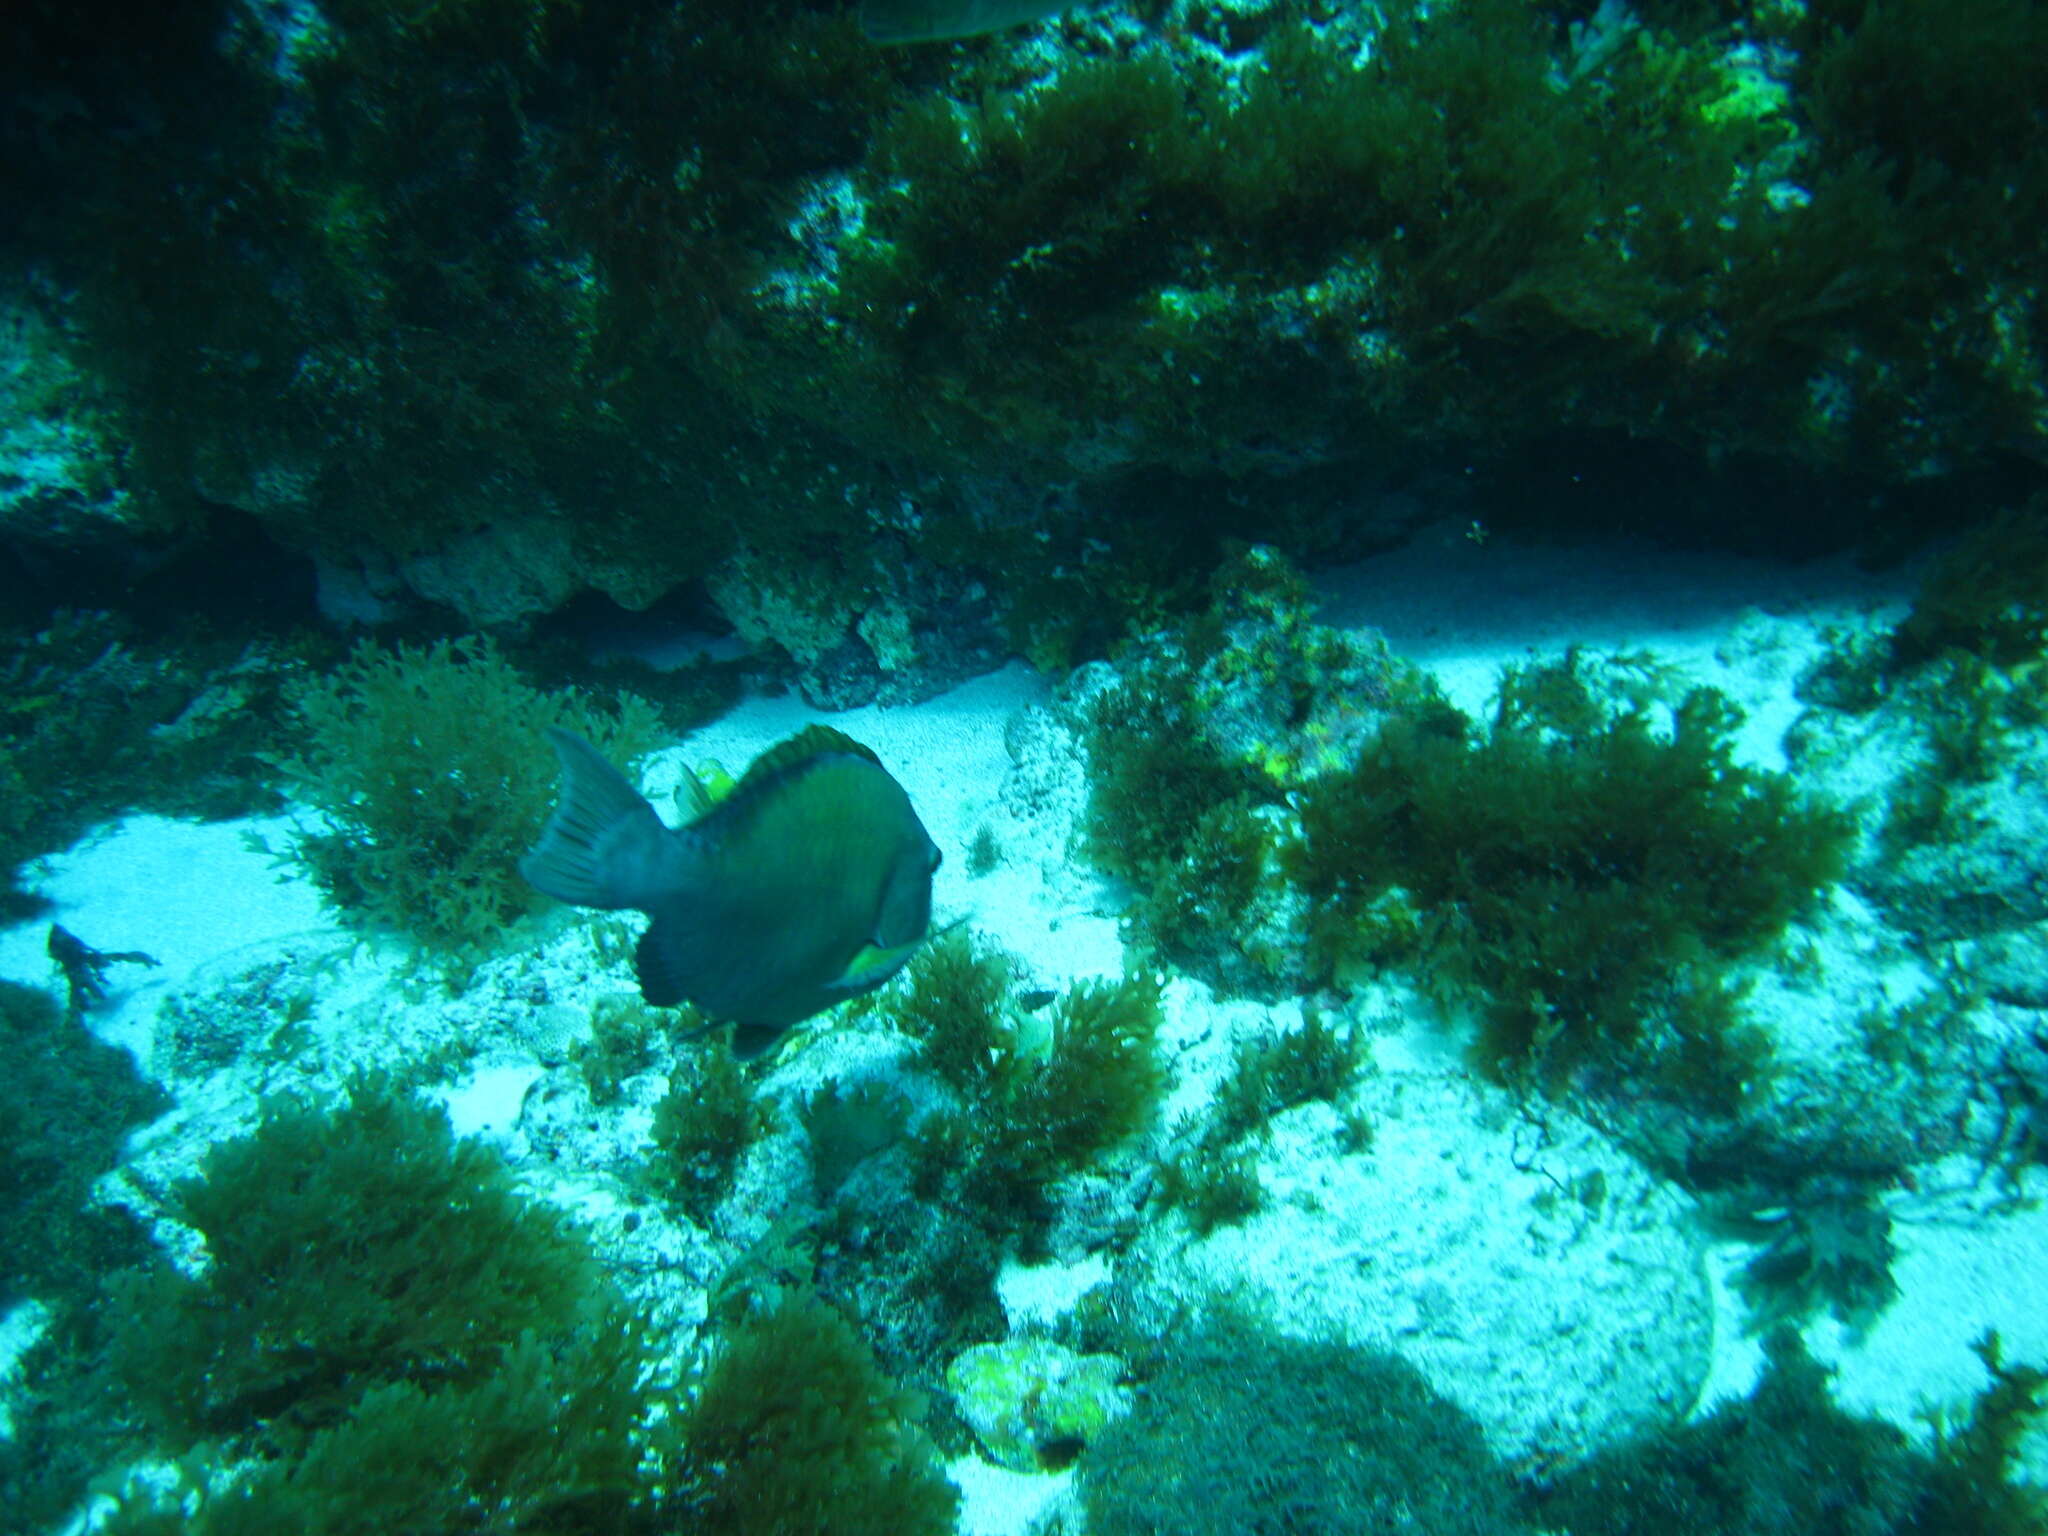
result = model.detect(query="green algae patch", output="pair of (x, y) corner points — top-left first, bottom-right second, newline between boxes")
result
(946, 1338), (1131, 1472)
(279, 635), (667, 955)
(1074, 546), (1422, 994)
(1294, 666), (1852, 1103)
(676, 1293), (959, 1536)
(647, 1038), (767, 1223)
(99, 1077), (655, 1531)
(797, 939), (1169, 1378)
(1081, 1312), (1529, 1536)
(1074, 555), (1849, 1110)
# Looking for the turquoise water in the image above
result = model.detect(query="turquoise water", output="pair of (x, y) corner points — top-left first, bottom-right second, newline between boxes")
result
(2, 0), (2046, 1530)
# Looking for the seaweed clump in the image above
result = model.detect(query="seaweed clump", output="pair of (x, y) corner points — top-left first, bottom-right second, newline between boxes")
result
(647, 1039), (767, 1224)
(103, 1077), (650, 1531)
(0, 978), (165, 1307)
(1294, 657), (1852, 1105)
(827, 0), (1790, 474)
(573, 992), (662, 1105)
(1077, 578), (1847, 1112)
(673, 1292), (958, 1536)
(890, 928), (1171, 1201)
(1888, 502), (2048, 674)
(798, 934), (1169, 1376)
(885, 940), (1171, 1304)
(999, 975), (1171, 1180)
(1918, 1332), (2048, 1536)
(1207, 1008), (1370, 1146)
(1074, 546), (1420, 993)
(1711, 1175), (1901, 1336)
(1081, 1310), (1529, 1536)
(1532, 1328), (2048, 1536)
(27, 1069), (971, 1532)
(1155, 1009), (1371, 1236)
(278, 635), (667, 953)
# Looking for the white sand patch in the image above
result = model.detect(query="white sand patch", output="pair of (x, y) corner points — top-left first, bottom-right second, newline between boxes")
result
(0, 813), (335, 1071)
(1125, 1065), (1713, 1464)
(1810, 1161), (2048, 1480)
(998, 1254), (1112, 1334)
(434, 1062), (546, 1146)
(948, 1457), (1074, 1536)
(1317, 521), (1913, 767)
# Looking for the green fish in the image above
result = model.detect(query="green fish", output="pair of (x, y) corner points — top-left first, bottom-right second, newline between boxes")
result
(861, 0), (1081, 45)
(522, 725), (942, 1058)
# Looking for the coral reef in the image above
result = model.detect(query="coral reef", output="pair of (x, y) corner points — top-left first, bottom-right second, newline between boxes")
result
(8, 6), (2048, 1528)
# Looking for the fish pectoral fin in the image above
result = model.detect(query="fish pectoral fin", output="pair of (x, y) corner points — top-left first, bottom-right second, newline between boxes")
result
(829, 916), (969, 993)
(637, 911), (750, 1015)
(826, 937), (925, 993)
(635, 921), (694, 1009)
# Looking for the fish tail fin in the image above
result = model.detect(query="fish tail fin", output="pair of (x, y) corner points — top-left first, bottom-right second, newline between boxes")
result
(521, 728), (674, 909)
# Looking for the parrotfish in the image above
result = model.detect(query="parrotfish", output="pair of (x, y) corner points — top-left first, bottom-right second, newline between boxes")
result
(522, 725), (942, 1058)
(861, 0), (1081, 45)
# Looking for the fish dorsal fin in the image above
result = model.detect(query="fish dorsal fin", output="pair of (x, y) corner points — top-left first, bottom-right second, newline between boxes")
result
(728, 725), (881, 800)
(679, 758), (736, 819)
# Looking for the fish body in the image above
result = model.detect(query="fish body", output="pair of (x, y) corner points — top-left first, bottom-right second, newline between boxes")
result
(861, 0), (1078, 45)
(522, 726), (941, 1056)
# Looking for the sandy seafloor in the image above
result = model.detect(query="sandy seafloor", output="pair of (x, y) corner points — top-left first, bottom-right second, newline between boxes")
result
(3, 522), (2046, 1531)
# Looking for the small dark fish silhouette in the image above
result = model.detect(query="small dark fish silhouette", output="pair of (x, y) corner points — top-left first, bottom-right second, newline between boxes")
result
(522, 725), (942, 1058)
(47, 924), (159, 1023)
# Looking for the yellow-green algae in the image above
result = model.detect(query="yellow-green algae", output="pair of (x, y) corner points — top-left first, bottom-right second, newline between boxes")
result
(945, 1338), (1131, 1471)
